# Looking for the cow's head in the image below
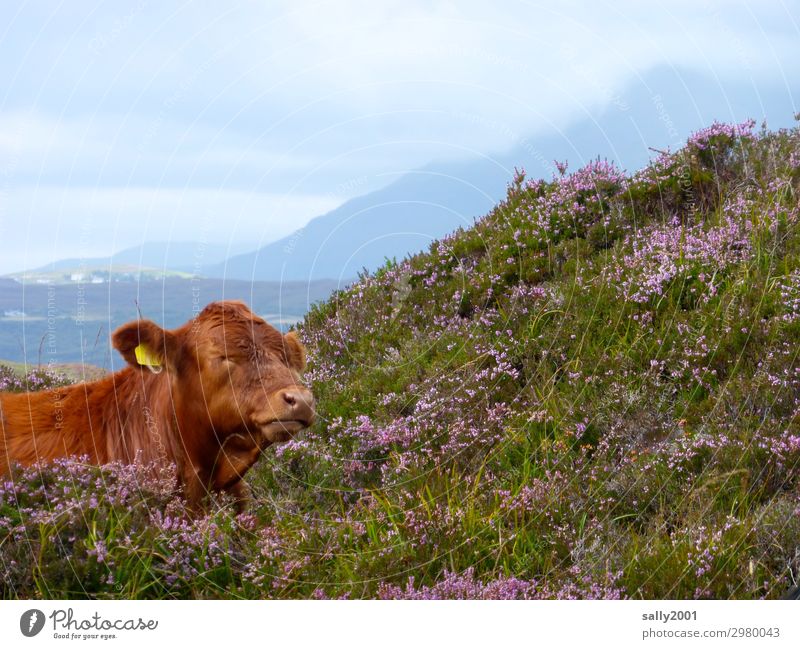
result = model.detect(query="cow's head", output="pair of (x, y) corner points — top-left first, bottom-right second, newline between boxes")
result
(112, 301), (315, 446)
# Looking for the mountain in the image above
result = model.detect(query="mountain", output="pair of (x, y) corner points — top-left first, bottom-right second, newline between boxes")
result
(13, 70), (796, 286)
(211, 66), (799, 282)
(210, 167), (507, 281)
(14, 241), (249, 279)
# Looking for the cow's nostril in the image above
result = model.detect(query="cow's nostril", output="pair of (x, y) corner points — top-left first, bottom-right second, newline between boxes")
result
(279, 388), (315, 425)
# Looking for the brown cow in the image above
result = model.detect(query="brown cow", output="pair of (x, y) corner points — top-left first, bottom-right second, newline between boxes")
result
(0, 300), (315, 511)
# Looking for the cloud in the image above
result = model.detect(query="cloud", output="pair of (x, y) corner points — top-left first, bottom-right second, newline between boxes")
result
(5, 3), (798, 141)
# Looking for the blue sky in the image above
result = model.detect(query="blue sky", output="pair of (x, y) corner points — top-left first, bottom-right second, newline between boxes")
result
(0, 0), (798, 273)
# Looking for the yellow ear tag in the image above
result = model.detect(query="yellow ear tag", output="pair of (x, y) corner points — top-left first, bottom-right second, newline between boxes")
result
(134, 344), (163, 374)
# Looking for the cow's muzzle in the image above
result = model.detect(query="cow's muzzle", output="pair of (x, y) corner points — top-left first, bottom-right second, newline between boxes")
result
(253, 386), (316, 443)
(278, 387), (316, 427)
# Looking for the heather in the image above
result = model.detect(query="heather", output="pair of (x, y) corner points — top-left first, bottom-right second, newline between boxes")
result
(3, 119), (800, 598)
(0, 365), (73, 393)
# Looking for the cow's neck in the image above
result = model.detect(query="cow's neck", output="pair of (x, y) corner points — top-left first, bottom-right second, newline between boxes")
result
(98, 365), (181, 465)
(101, 365), (218, 474)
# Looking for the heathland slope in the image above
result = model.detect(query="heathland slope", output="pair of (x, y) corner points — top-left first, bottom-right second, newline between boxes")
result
(2, 119), (800, 599)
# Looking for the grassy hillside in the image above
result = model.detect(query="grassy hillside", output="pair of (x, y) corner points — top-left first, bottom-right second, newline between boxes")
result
(2, 119), (800, 599)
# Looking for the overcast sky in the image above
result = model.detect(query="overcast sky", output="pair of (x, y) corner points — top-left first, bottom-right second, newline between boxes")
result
(1, 0), (798, 273)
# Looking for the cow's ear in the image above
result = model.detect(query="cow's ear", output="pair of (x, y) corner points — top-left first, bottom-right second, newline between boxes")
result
(112, 319), (180, 371)
(283, 331), (307, 372)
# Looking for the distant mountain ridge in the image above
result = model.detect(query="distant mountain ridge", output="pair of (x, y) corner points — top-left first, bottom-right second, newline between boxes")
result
(211, 167), (508, 281)
(12, 241), (249, 278)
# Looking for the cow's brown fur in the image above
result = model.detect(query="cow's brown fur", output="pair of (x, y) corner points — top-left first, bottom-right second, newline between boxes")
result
(0, 300), (314, 511)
